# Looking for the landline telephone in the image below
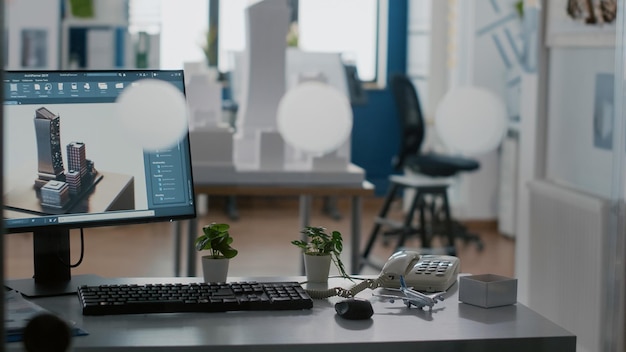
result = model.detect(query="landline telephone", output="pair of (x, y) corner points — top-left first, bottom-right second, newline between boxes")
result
(377, 250), (460, 292)
(305, 250), (460, 299)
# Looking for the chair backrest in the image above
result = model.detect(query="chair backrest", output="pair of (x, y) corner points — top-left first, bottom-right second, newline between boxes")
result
(390, 73), (426, 170)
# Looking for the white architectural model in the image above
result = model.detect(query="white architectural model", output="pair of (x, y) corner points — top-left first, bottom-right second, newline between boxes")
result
(185, 62), (236, 182)
(234, 0), (290, 169)
(190, 0), (364, 184)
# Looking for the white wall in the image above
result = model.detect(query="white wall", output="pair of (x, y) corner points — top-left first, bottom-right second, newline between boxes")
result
(451, 0), (522, 219)
(546, 48), (615, 198)
(522, 46), (618, 352)
(5, 0), (59, 70)
(517, 1), (624, 350)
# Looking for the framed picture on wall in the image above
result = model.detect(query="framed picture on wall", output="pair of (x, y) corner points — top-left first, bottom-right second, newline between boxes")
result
(546, 0), (616, 47)
(593, 73), (614, 151)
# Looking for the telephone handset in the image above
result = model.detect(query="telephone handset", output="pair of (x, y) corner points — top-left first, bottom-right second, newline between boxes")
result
(378, 250), (460, 292)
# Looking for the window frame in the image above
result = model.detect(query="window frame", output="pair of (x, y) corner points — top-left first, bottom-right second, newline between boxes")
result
(210, 0), (388, 89)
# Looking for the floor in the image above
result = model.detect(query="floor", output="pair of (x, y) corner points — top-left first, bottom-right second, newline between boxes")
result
(4, 195), (516, 281)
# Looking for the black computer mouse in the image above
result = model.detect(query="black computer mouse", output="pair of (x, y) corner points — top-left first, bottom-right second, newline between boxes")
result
(334, 298), (374, 320)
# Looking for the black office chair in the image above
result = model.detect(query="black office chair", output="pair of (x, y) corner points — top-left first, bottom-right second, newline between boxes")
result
(391, 73), (480, 177)
(360, 73), (483, 271)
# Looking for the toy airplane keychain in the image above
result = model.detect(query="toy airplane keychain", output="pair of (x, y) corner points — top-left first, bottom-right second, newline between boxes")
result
(371, 275), (445, 310)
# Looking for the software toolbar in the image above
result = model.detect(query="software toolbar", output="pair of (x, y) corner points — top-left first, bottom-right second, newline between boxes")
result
(3, 71), (184, 104)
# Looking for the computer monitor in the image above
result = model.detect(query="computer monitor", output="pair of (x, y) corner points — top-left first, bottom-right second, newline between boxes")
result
(3, 70), (196, 296)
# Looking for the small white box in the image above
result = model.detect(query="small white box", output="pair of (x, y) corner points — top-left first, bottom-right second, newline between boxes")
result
(459, 274), (517, 308)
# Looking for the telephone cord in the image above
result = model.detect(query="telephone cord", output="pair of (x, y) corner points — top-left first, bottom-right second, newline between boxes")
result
(304, 278), (382, 299)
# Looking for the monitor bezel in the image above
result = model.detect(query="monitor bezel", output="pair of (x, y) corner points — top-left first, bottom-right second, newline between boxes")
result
(3, 69), (197, 296)
(3, 69), (197, 234)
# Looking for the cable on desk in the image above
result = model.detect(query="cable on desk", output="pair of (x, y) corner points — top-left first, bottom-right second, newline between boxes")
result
(304, 278), (381, 299)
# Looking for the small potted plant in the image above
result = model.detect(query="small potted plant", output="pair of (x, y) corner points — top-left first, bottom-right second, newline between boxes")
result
(195, 223), (238, 282)
(292, 226), (350, 283)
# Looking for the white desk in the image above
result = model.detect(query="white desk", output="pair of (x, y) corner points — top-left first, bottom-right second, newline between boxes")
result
(6, 276), (575, 351)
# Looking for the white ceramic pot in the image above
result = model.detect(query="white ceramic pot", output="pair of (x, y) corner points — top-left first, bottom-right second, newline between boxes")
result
(303, 254), (331, 283)
(201, 256), (230, 283)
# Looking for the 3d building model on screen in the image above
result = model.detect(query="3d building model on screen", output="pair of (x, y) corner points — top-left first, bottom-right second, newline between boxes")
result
(33, 107), (102, 209)
(3, 104), (136, 218)
(33, 107), (65, 188)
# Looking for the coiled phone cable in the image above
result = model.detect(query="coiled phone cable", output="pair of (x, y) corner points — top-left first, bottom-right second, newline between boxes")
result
(304, 277), (382, 299)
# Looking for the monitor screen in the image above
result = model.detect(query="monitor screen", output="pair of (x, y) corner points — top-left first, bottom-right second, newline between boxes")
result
(3, 70), (196, 296)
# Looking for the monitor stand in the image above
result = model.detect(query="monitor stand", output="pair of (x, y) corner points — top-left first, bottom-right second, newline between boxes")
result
(4, 228), (108, 297)
(5, 274), (105, 297)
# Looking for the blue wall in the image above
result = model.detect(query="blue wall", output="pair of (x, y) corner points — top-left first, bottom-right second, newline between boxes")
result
(351, 0), (407, 196)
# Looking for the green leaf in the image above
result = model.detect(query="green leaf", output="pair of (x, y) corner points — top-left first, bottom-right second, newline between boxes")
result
(292, 226), (351, 280)
(196, 223), (237, 258)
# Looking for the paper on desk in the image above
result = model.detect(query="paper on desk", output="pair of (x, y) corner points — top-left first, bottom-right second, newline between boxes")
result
(4, 290), (88, 342)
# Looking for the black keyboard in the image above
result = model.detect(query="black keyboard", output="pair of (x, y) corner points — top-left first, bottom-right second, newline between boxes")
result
(77, 281), (313, 315)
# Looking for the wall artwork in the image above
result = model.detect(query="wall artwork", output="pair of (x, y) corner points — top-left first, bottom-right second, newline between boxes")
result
(546, 0), (616, 47)
(474, 0), (524, 122)
(593, 73), (614, 151)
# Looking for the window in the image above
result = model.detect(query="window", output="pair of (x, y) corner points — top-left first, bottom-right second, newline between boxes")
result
(298, 0), (378, 81)
(217, 0), (247, 73)
(159, 0), (209, 69)
(217, 0), (384, 83)
(129, 0), (386, 83)
(129, 0), (209, 69)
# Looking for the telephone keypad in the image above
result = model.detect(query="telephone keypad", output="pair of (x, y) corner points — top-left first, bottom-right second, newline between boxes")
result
(415, 260), (453, 276)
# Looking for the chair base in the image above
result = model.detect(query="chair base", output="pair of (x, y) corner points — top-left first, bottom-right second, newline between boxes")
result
(359, 175), (483, 273)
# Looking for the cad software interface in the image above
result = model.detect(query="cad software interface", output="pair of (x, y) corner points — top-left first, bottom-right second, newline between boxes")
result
(3, 70), (195, 231)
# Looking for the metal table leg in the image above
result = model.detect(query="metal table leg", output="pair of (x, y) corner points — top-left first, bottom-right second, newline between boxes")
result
(187, 218), (198, 277)
(299, 194), (312, 275)
(350, 195), (362, 275)
(173, 222), (181, 277)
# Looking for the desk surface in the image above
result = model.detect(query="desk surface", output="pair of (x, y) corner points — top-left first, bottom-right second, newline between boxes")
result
(193, 162), (367, 186)
(6, 276), (575, 352)
(194, 180), (375, 197)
